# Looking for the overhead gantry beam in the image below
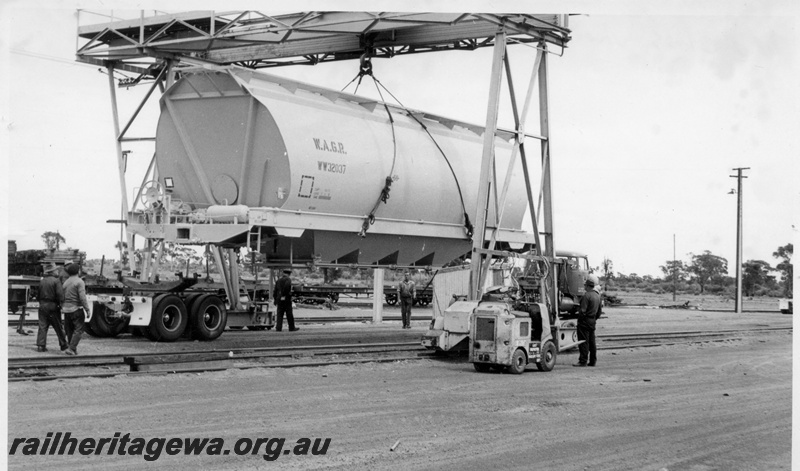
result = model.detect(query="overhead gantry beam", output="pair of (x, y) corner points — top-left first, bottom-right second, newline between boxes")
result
(76, 11), (571, 69)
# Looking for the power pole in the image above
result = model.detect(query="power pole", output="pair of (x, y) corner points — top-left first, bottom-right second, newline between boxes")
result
(730, 167), (749, 314)
(673, 234), (676, 302)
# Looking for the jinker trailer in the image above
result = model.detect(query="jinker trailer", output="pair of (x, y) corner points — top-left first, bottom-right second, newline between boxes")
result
(74, 12), (573, 342)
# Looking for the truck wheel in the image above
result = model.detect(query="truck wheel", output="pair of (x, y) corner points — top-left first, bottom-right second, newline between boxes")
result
(473, 363), (491, 373)
(508, 349), (527, 374)
(191, 295), (227, 340)
(536, 340), (557, 372)
(148, 294), (188, 342)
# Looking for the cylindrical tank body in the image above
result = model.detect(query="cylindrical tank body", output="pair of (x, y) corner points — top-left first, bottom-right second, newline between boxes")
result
(155, 69), (531, 265)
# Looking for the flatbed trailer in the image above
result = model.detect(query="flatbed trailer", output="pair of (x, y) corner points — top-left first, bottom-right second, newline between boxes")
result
(292, 284), (433, 306)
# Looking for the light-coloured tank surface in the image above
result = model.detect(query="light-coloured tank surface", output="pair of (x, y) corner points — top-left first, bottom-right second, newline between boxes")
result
(155, 68), (534, 266)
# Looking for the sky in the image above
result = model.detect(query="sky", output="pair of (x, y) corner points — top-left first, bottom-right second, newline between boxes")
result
(1, 1), (798, 278)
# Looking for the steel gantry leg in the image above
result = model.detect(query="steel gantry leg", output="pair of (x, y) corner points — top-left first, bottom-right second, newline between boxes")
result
(470, 31), (506, 300)
(538, 42), (559, 317)
(106, 64), (137, 275)
(469, 32), (558, 306)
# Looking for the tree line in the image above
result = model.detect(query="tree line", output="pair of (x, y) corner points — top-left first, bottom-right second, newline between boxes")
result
(602, 243), (792, 298)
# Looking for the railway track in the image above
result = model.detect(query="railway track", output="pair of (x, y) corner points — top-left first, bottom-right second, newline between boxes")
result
(8, 327), (790, 382)
(8, 314), (426, 329)
(8, 342), (430, 382)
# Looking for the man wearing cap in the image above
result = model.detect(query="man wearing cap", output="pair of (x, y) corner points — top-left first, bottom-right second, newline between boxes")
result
(397, 272), (416, 329)
(36, 263), (69, 353)
(574, 274), (602, 367)
(273, 269), (299, 332)
(61, 263), (90, 355)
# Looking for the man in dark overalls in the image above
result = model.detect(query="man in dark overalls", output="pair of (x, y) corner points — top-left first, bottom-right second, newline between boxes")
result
(273, 269), (299, 332)
(397, 272), (417, 329)
(36, 263), (68, 353)
(574, 274), (602, 367)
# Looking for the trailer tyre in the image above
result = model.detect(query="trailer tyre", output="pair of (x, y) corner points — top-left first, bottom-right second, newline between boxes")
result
(83, 317), (99, 337)
(182, 293), (204, 339)
(508, 349), (527, 374)
(190, 295), (226, 341)
(536, 340), (557, 372)
(385, 293), (398, 306)
(90, 302), (129, 338)
(148, 294), (188, 342)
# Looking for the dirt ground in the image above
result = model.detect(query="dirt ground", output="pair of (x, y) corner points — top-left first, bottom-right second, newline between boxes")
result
(6, 307), (794, 470)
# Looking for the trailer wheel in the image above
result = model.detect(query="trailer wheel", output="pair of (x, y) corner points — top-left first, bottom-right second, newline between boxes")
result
(536, 340), (557, 372)
(385, 294), (398, 306)
(148, 294), (188, 342)
(130, 326), (146, 337)
(83, 317), (99, 337)
(190, 295), (226, 341)
(90, 302), (130, 338)
(508, 349), (527, 374)
(473, 363), (491, 373)
(182, 293), (204, 339)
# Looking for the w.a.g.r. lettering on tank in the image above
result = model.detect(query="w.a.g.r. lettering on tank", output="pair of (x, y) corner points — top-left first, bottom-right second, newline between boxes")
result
(312, 138), (347, 155)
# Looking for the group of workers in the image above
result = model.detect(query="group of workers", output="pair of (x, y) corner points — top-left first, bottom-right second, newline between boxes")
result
(33, 262), (90, 355)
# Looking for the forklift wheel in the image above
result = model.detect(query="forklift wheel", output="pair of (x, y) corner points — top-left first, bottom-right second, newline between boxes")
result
(536, 340), (557, 372)
(508, 349), (527, 374)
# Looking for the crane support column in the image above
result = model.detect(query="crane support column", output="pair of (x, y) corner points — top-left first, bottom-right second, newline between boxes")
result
(470, 31), (506, 300)
(106, 64), (136, 275)
(538, 42), (559, 316)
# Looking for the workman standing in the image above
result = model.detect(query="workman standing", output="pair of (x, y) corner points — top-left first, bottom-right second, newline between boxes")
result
(35, 263), (69, 353)
(574, 274), (602, 367)
(273, 269), (299, 332)
(61, 263), (91, 355)
(397, 272), (416, 329)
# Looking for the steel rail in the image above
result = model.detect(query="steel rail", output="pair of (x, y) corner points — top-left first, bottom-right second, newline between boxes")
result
(599, 327), (791, 340)
(9, 341), (423, 369)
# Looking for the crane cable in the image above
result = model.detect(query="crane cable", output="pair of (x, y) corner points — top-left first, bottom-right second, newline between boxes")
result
(344, 54), (399, 238)
(372, 76), (473, 239)
(344, 54), (474, 239)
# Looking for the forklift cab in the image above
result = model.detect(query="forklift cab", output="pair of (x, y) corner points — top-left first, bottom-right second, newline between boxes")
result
(470, 301), (558, 375)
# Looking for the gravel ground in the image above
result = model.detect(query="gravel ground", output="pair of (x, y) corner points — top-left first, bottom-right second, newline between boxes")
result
(6, 307), (793, 470)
